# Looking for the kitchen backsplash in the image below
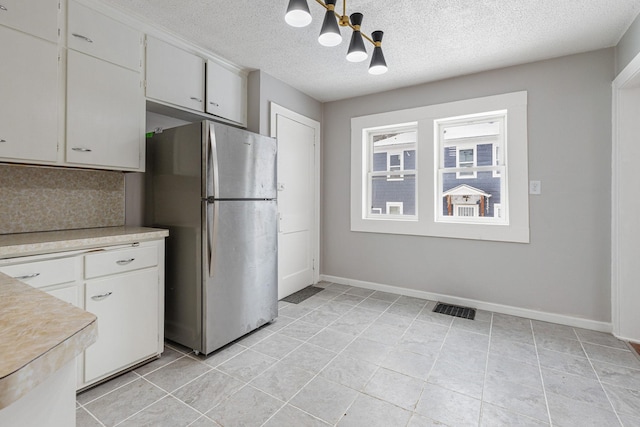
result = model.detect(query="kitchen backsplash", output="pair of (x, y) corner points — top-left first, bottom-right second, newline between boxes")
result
(0, 164), (125, 234)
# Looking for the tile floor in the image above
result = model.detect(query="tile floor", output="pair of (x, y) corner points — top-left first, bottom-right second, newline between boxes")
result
(76, 282), (640, 427)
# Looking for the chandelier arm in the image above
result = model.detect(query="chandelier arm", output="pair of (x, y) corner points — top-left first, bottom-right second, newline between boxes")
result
(311, 0), (378, 46)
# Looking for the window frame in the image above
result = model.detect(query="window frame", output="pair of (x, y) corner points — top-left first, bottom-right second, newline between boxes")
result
(435, 111), (507, 226)
(350, 91), (529, 243)
(364, 123), (418, 221)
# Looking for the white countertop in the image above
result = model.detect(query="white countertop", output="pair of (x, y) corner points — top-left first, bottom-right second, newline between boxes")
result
(0, 226), (169, 259)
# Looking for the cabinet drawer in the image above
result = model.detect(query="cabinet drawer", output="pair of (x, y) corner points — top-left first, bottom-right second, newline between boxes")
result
(0, 257), (77, 288)
(67, 0), (141, 70)
(0, 0), (59, 43)
(84, 246), (157, 279)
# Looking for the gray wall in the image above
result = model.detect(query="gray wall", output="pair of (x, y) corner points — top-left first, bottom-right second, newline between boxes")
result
(321, 48), (614, 322)
(247, 70), (322, 136)
(616, 13), (640, 75)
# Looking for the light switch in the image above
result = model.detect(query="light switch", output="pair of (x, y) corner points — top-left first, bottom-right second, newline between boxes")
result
(529, 180), (541, 195)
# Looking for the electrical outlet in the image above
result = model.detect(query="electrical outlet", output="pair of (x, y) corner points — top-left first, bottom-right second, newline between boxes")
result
(529, 180), (541, 195)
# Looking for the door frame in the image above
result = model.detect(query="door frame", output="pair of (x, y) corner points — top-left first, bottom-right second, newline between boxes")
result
(612, 51), (640, 342)
(270, 102), (321, 286)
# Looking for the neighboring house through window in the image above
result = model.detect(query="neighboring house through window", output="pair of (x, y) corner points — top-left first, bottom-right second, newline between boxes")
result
(367, 126), (417, 217)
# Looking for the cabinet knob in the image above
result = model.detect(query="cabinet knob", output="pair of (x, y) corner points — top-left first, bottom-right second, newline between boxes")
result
(72, 33), (94, 43)
(190, 97), (202, 103)
(0, 139), (6, 143)
(116, 258), (135, 265)
(0, 5), (7, 11)
(91, 291), (113, 301)
(72, 147), (92, 152)
(14, 273), (40, 280)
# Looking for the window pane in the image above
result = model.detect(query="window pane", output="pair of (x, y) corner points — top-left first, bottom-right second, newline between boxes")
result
(371, 174), (416, 216)
(459, 149), (474, 162)
(366, 125), (417, 219)
(441, 172), (502, 218)
(436, 112), (506, 224)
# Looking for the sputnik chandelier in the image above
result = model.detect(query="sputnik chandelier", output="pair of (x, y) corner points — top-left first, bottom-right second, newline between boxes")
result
(285, 0), (388, 75)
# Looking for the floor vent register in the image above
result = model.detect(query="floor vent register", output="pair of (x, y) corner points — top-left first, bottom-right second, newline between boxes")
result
(433, 302), (476, 320)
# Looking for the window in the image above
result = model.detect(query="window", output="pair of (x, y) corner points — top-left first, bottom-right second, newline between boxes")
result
(457, 147), (476, 178)
(387, 152), (404, 181)
(386, 202), (404, 215)
(351, 91), (529, 243)
(436, 112), (506, 225)
(366, 125), (417, 219)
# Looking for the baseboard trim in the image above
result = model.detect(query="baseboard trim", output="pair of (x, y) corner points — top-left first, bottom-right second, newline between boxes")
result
(320, 274), (612, 333)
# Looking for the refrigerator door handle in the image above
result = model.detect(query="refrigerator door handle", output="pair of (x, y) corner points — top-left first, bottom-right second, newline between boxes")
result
(207, 201), (219, 277)
(207, 125), (220, 199)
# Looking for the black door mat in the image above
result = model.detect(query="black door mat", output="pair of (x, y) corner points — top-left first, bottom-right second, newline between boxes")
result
(433, 302), (476, 320)
(281, 286), (324, 304)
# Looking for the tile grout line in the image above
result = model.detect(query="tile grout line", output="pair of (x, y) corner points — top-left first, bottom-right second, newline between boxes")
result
(530, 320), (554, 427)
(574, 330), (625, 426)
(261, 287), (403, 426)
(77, 370), (144, 407)
(477, 312), (495, 426)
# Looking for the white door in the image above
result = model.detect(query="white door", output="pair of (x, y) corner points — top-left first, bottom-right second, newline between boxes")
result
(612, 53), (640, 342)
(271, 104), (319, 299)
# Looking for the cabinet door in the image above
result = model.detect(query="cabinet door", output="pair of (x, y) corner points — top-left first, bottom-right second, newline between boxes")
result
(67, 0), (141, 71)
(46, 285), (79, 307)
(146, 36), (205, 112)
(84, 268), (158, 382)
(206, 60), (246, 126)
(0, 0), (58, 42)
(66, 50), (143, 170)
(0, 27), (58, 163)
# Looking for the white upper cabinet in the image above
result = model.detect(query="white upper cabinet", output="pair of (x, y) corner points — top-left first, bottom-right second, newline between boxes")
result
(66, 50), (143, 170)
(65, 0), (144, 171)
(0, 26), (59, 163)
(206, 60), (247, 126)
(0, 0), (59, 42)
(145, 35), (205, 112)
(67, 0), (141, 71)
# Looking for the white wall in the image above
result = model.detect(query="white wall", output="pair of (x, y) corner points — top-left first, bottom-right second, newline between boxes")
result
(247, 70), (322, 136)
(616, 13), (640, 75)
(321, 49), (614, 323)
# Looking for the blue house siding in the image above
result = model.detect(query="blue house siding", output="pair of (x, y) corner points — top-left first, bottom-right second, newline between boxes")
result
(371, 150), (416, 214)
(441, 143), (501, 217)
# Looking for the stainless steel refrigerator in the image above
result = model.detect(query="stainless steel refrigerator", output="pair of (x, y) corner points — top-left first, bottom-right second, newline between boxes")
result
(146, 120), (278, 355)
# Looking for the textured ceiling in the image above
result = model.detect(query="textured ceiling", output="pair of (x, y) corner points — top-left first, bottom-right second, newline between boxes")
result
(99, 0), (640, 102)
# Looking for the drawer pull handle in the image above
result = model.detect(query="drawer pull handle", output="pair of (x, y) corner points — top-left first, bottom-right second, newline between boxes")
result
(91, 292), (112, 301)
(72, 33), (94, 43)
(116, 258), (135, 265)
(209, 101), (220, 107)
(0, 139), (6, 143)
(14, 273), (40, 280)
(72, 147), (92, 152)
(0, 5), (7, 11)
(190, 97), (202, 102)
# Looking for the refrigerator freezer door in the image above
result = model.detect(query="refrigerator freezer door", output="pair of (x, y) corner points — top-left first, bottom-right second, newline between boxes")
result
(203, 199), (278, 354)
(209, 122), (277, 200)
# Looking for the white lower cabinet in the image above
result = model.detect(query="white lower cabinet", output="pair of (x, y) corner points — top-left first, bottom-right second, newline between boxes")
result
(0, 238), (165, 390)
(84, 268), (159, 383)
